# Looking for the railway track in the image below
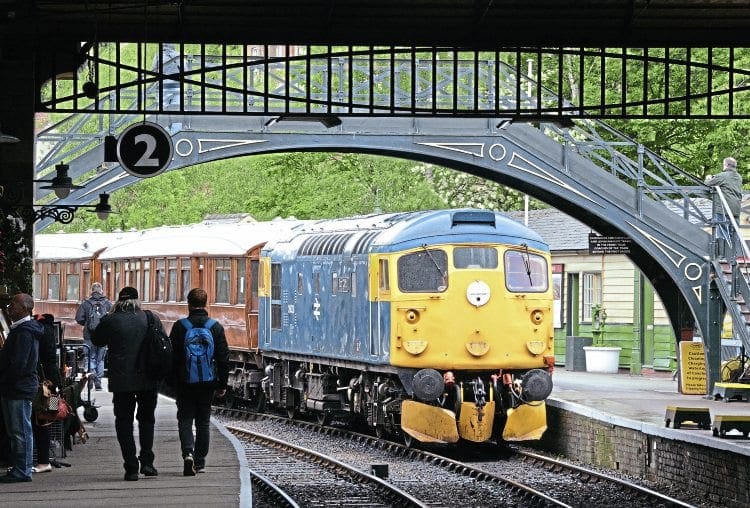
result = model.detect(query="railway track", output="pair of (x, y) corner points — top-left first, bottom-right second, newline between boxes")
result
(220, 409), (561, 506)
(217, 408), (695, 507)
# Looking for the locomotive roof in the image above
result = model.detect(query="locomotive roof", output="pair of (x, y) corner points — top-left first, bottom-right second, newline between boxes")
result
(264, 208), (548, 257)
(34, 218), (308, 260)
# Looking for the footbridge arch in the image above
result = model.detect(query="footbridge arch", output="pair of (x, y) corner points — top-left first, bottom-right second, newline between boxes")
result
(37, 113), (733, 390)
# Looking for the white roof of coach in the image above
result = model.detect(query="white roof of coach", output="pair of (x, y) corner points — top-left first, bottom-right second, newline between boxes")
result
(35, 218), (308, 261)
(97, 219), (308, 259)
(34, 230), (138, 261)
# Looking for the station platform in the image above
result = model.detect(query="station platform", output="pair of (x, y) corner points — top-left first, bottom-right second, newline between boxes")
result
(550, 368), (750, 455)
(0, 381), (250, 507)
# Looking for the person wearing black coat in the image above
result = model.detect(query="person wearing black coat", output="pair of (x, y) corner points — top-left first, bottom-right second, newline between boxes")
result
(32, 314), (62, 474)
(0, 293), (42, 483)
(91, 286), (167, 481)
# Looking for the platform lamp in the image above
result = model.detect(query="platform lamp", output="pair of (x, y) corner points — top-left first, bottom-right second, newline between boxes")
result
(32, 193), (114, 224)
(34, 163), (85, 199)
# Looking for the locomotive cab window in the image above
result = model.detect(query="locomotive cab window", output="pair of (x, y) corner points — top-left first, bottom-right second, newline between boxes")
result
(454, 247), (498, 269)
(504, 249), (548, 292)
(398, 248), (448, 293)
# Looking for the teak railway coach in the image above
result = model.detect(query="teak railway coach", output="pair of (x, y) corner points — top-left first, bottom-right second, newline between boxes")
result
(34, 209), (555, 445)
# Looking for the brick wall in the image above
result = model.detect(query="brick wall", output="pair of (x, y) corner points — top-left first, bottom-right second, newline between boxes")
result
(534, 406), (750, 507)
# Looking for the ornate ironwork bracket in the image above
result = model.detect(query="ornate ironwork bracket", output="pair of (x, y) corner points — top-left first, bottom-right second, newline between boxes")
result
(32, 206), (77, 224)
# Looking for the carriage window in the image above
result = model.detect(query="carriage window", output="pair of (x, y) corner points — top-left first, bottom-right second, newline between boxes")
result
(215, 258), (231, 303)
(66, 262), (80, 301)
(236, 260), (246, 305)
(33, 273), (41, 299)
(181, 257), (191, 302)
(156, 259), (166, 301)
(168, 258), (178, 302)
(504, 250), (548, 293)
(378, 259), (389, 291)
(454, 247), (498, 269)
(47, 263), (60, 300)
(271, 263), (282, 329)
(398, 249), (448, 293)
(142, 260), (151, 302)
(251, 260), (260, 309)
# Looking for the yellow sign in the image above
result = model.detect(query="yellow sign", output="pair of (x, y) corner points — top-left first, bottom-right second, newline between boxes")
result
(679, 341), (707, 395)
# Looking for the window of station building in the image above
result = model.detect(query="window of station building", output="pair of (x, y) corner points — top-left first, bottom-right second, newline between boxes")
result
(180, 257), (190, 302)
(66, 262), (80, 301)
(271, 263), (282, 329)
(379, 259), (389, 291)
(504, 250), (548, 293)
(398, 249), (448, 293)
(351, 270), (357, 297)
(582, 272), (602, 322)
(454, 246), (498, 269)
(237, 259), (246, 305)
(332, 273), (338, 295)
(156, 259), (166, 301)
(314, 272), (320, 295)
(215, 257), (231, 304)
(168, 258), (178, 302)
(47, 263), (60, 300)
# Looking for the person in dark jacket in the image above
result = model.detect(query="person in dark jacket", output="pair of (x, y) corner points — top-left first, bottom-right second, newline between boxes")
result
(91, 286), (166, 481)
(74, 282), (112, 390)
(0, 293), (42, 483)
(167, 288), (229, 476)
(32, 314), (62, 473)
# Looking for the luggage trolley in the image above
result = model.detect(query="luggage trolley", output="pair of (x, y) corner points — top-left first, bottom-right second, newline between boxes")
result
(63, 342), (100, 422)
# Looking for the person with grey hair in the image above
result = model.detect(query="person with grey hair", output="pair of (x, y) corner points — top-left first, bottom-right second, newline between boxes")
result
(706, 157), (743, 244)
(0, 293), (43, 482)
(91, 287), (167, 481)
(75, 282), (112, 390)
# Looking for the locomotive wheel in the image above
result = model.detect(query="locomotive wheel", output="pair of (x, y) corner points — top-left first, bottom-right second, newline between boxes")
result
(83, 406), (98, 422)
(403, 432), (415, 448)
(317, 412), (332, 426)
(249, 391), (266, 412)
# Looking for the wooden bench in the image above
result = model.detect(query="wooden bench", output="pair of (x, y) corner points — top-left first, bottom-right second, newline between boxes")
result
(713, 382), (750, 402)
(664, 406), (711, 429)
(712, 415), (750, 438)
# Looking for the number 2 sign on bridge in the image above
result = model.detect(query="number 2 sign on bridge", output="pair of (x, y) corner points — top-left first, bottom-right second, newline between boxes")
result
(116, 122), (174, 178)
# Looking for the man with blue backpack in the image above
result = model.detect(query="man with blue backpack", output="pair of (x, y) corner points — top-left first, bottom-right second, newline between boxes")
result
(75, 282), (112, 391)
(167, 287), (229, 476)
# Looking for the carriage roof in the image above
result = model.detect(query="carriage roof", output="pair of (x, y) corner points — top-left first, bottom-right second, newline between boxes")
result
(35, 218), (308, 261)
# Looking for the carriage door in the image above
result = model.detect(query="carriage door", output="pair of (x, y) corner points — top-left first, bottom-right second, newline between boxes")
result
(369, 257), (390, 358)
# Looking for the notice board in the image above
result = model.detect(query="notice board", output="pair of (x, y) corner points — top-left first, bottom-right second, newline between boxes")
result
(679, 341), (707, 395)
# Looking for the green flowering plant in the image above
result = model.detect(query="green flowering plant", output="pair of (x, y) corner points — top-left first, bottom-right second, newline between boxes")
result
(0, 212), (33, 295)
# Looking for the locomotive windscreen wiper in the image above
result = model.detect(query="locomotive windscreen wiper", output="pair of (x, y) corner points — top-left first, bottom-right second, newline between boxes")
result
(421, 244), (446, 282)
(521, 243), (533, 286)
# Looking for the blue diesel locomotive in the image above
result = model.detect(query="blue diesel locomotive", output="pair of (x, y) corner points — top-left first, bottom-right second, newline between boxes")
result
(257, 209), (554, 444)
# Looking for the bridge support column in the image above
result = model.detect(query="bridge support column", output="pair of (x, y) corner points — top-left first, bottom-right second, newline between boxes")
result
(0, 47), (36, 294)
(704, 283), (724, 395)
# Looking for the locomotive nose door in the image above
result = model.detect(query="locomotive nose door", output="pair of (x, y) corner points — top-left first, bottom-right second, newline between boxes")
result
(370, 257), (390, 358)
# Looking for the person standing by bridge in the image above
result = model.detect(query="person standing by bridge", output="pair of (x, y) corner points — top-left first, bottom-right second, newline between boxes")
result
(706, 156), (743, 242)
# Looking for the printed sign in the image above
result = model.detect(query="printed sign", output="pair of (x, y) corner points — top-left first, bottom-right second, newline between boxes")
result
(116, 122), (174, 178)
(588, 233), (632, 255)
(679, 341), (707, 395)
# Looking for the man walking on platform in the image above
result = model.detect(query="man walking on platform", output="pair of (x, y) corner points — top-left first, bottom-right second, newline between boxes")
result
(0, 293), (42, 483)
(92, 287), (166, 481)
(75, 282), (112, 391)
(168, 288), (229, 476)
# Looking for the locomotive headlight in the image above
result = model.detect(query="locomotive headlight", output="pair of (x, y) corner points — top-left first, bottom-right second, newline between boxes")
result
(530, 309), (544, 325)
(405, 309), (420, 324)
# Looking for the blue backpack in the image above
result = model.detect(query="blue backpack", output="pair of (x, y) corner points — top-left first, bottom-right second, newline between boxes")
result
(180, 318), (217, 385)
